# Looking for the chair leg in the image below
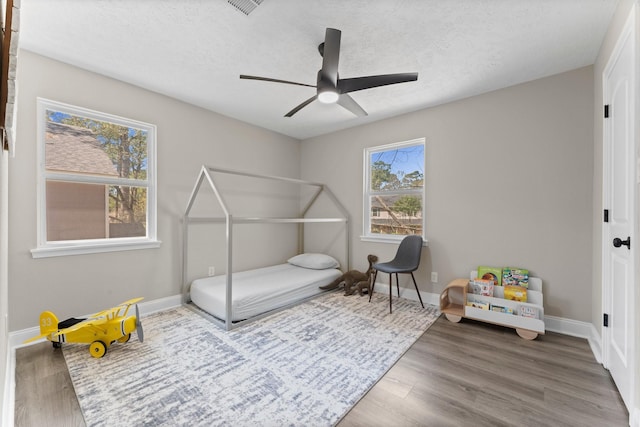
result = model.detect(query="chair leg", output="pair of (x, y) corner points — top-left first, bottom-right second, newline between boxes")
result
(389, 273), (393, 314)
(369, 270), (378, 302)
(411, 272), (425, 308)
(396, 273), (400, 297)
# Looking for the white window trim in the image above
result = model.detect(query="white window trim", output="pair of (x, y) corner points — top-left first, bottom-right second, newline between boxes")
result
(32, 98), (160, 258)
(361, 137), (427, 245)
(31, 238), (162, 258)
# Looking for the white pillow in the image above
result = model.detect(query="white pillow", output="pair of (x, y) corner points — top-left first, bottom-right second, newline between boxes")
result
(287, 253), (340, 270)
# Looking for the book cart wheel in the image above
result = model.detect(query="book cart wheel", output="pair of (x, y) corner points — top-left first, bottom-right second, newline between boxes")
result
(445, 313), (462, 323)
(516, 328), (538, 340)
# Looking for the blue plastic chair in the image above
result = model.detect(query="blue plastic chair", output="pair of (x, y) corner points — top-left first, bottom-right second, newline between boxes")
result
(369, 235), (425, 313)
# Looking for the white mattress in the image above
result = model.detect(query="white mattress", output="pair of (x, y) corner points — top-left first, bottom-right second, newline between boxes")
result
(190, 263), (342, 321)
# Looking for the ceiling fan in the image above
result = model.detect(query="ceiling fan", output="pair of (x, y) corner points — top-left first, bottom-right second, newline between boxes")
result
(240, 28), (418, 117)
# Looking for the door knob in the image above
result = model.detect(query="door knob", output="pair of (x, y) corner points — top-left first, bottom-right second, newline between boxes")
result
(613, 236), (631, 249)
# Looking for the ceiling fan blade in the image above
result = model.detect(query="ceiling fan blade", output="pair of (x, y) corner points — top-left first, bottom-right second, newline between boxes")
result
(337, 94), (368, 117)
(240, 75), (316, 88)
(285, 95), (317, 117)
(338, 72), (418, 94)
(320, 28), (341, 86)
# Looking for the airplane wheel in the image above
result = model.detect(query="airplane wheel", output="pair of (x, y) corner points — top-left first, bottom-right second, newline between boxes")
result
(118, 334), (131, 344)
(89, 341), (107, 358)
(52, 341), (62, 349)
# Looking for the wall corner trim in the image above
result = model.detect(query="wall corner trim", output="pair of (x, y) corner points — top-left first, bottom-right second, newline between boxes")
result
(544, 315), (602, 363)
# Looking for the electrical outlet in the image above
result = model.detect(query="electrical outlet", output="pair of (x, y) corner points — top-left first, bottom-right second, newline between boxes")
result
(208, 266), (215, 276)
(431, 272), (438, 283)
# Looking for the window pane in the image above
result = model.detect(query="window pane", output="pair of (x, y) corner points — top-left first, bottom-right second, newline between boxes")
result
(36, 99), (157, 256)
(370, 145), (424, 191)
(364, 139), (425, 240)
(46, 181), (147, 241)
(108, 185), (147, 238)
(45, 110), (148, 180)
(46, 181), (108, 241)
(369, 195), (422, 236)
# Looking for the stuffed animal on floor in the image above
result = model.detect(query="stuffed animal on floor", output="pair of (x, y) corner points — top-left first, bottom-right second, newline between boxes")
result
(319, 254), (378, 296)
(354, 278), (372, 297)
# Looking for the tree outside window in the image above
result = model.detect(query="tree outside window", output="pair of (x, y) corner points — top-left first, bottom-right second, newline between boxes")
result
(33, 99), (158, 257)
(364, 138), (425, 240)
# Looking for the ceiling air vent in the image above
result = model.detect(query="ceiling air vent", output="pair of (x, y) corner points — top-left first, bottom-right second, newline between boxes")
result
(227, 0), (264, 16)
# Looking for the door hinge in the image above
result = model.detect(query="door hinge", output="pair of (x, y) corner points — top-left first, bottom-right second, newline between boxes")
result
(604, 209), (609, 223)
(603, 313), (609, 327)
(604, 104), (610, 118)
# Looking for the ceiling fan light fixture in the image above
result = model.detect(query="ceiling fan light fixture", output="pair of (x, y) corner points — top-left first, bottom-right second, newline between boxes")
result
(239, 28), (417, 117)
(317, 89), (339, 104)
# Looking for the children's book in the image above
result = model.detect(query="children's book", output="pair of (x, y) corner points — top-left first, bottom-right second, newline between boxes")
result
(490, 304), (515, 315)
(504, 285), (527, 302)
(477, 266), (502, 286)
(503, 267), (529, 288)
(519, 305), (538, 318)
(466, 301), (490, 310)
(469, 279), (494, 297)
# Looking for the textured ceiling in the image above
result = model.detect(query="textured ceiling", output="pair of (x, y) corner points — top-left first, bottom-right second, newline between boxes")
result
(19, 0), (618, 140)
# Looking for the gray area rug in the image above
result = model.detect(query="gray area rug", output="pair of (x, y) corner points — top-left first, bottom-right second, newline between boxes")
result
(63, 292), (440, 426)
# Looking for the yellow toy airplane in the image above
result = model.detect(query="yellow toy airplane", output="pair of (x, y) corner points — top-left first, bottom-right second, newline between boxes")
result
(24, 297), (144, 358)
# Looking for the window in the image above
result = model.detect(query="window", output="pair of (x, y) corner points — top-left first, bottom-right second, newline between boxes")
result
(32, 99), (159, 258)
(363, 138), (425, 243)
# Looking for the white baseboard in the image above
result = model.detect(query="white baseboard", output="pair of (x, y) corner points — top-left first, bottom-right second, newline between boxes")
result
(543, 315), (603, 364)
(138, 294), (182, 316)
(0, 290), (619, 426)
(371, 283), (603, 360)
(586, 324), (603, 365)
(370, 282), (441, 307)
(3, 294), (181, 427)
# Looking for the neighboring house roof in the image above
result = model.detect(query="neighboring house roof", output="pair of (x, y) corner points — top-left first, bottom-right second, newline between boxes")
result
(46, 121), (118, 176)
(370, 194), (419, 208)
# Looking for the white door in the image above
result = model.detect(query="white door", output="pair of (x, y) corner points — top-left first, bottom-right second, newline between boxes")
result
(603, 5), (636, 414)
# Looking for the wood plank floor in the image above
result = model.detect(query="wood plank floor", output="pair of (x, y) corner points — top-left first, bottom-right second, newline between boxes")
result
(14, 316), (628, 427)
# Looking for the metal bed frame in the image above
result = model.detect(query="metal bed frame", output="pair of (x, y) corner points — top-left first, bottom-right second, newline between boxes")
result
(182, 165), (350, 330)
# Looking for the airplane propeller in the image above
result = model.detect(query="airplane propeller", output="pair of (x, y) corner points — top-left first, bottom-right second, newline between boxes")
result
(135, 304), (144, 343)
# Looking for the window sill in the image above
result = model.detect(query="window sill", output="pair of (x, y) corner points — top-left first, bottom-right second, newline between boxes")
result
(360, 235), (428, 246)
(31, 239), (162, 258)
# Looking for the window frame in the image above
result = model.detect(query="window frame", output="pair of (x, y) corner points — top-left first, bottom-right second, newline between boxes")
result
(361, 137), (427, 245)
(31, 98), (160, 258)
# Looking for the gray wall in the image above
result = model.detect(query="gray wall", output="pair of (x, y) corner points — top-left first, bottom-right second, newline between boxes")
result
(8, 51), (301, 330)
(4, 51), (606, 328)
(8, 53), (597, 329)
(300, 66), (594, 321)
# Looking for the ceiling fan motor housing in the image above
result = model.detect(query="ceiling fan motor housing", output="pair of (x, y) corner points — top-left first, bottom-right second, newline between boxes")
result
(239, 27), (418, 116)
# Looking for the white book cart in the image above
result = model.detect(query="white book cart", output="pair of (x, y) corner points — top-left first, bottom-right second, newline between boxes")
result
(439, 271), (545, 340)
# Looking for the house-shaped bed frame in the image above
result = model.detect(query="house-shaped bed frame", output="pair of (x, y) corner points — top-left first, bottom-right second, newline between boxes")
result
(183, 165), (350, 330)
